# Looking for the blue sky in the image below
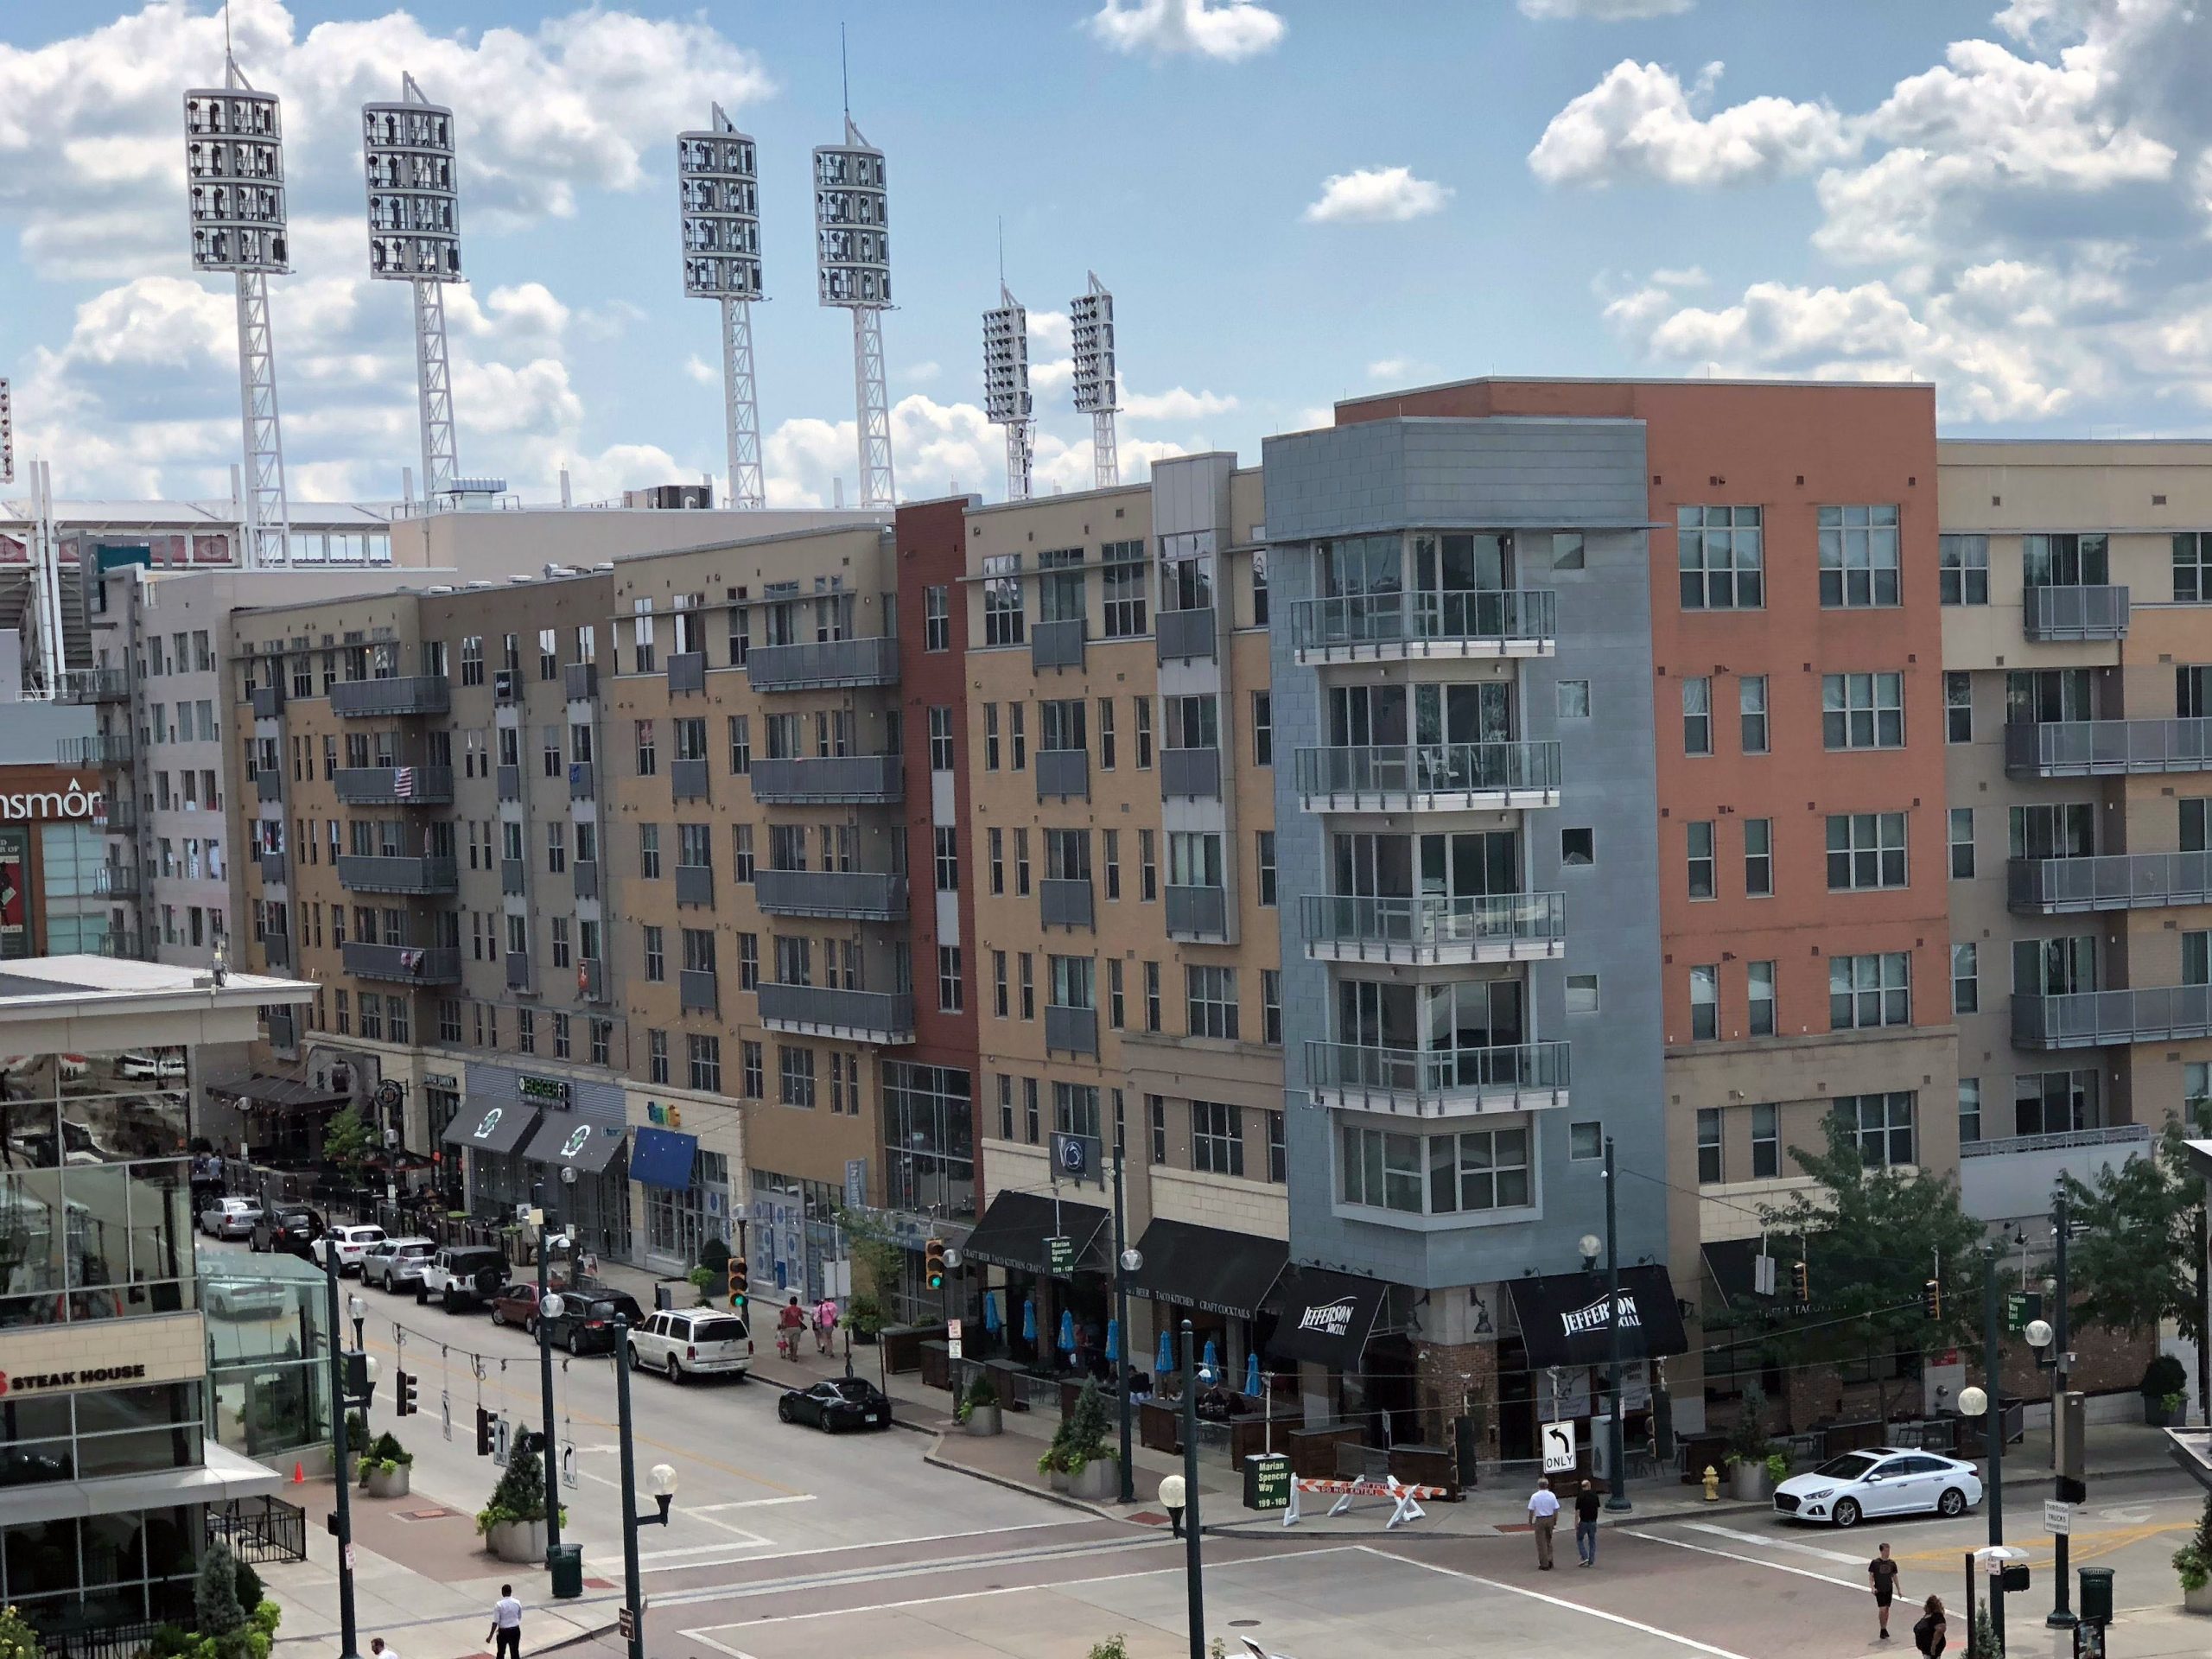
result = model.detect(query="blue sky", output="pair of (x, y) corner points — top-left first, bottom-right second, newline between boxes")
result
(3, 0), (2208, 507)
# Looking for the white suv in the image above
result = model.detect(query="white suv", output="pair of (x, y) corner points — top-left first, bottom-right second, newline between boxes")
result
(628, 1308), (752, 1383)
(361, 1236), (435, 1291)
(315, 1224), (387, 1274)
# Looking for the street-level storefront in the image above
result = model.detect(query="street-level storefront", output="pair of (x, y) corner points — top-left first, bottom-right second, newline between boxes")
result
(1268, 1265), (1390, 1437)
(1128, 1217), (1287, 1385)
(442, 1096), (541, 1213)
(1503, 1264), (1690, 1471)
(633, 1126), (729, 1271)
(960, 1189), (1113, 1370)
(518, 1109), (629, 1262)
(459, 1062), (632, 1262)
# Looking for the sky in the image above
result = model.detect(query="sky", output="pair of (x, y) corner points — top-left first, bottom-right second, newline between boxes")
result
(3, 0), (2210, 510)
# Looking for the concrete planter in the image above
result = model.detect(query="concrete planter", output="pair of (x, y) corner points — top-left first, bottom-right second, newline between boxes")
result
(1729, 1463), (1772, 1503)
(486, 1518), (547, 1564)
(2145, 1396), (2179, 1428)
(365, 1465), (411, 1500)
(1070, 1458), (1119, 1502)
(2184, 1581), (2212, 1616)
(963, 1405), (1003, 1437)
(1048, 1467), (1071, 1492)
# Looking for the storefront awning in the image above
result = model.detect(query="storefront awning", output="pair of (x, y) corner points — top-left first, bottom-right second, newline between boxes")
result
(629, 1127), (698, 1191)
(960, 1189), (1109, 1275)
(1129, 1219), (1287, 1321)
(1266, 1265), (1386, 1370)
(441, 1100), (540, 1158)
(223, 1075), (347, 1112)
(1507, 1264), (1689, 1370)
(519, 1115), (625, 1176)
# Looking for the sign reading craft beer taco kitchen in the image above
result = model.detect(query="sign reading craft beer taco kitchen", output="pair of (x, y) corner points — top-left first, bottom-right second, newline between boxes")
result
(0, 1312), (207, 1398)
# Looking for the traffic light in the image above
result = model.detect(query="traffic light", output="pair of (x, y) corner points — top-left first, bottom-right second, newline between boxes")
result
(397, 1369), (419, 1417)
(728, 1254), (748, 1311)
(925, 1236), (946, 1292)
(474, 1406), (493, 1457)
(1790, 1260), (1811, 1304)
(1923, 1279), (1942, 1321)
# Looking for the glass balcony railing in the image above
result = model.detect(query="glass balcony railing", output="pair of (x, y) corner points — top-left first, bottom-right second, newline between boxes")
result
(1294, 741), (1561, 808)
(1305, 1039), (1570, 1116)
(1291, 589), (1557, 658)
(2007, 852), (2212, 913)
(1300, 891), (1566, 961)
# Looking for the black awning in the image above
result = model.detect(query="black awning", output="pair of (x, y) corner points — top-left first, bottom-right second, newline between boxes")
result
(961, 1190), (1109, 1276)
(1128, 1220), (1287, 1321)
(1265, 1265), (1385, 1370)
(225, 1076), (347, 1112)
(441, 1100), (540, 1159)
(518, 1114), (625, 1176)
(1508, 1264), (1690, 1370)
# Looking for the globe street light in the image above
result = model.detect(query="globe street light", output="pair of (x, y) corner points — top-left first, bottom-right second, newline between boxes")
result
(1958, 1384), (1989, 1418)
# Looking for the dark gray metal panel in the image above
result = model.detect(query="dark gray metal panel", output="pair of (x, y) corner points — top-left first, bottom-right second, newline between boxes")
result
(466, 1059), (626, 1132)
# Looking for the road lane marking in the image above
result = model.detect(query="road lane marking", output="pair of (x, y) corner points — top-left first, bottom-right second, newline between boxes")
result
(1639, 1529), (1863, 1591)
(1681, 1520), (1867, 1565)
(695, 1496), (820, 1510)
(1364, 1548), (1757, 1659)
(638, 1538), (772, 1562)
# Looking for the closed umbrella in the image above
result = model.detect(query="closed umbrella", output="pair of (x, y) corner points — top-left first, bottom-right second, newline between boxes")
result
(1244, 1351), (1262, 1397)
(1201, 1336), (1219, 1377)
(1022, 1297), (1036, 1342)
(982, 1291), (1001, 1334)
(1155, 1329), (1174, 1376)
(1058, 1309), (1076, 1352)
(1105, 1319), (1120, 1363)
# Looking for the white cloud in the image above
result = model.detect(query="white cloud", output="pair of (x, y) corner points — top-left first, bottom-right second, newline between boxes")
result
(1366, 357), (1437, 383)
(1030, 358), (1077, 393)
(1529, 60), (1854, 187)
(1027, 310), (1073, 351)
(683, 356), (717, 386)
(1649, 265), (1710, 288)
(1303, 167), (1452, 225)
(1519, 0), (1694, 16)
(902, 361), (943, 385)
(1122, 385), (1237, 421)
(1084, 0), (1285, 61)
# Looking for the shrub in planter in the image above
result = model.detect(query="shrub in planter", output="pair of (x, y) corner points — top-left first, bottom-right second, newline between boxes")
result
(359, 1431), (414, 1497)
(1764, 1452), (1789, 1488)
(849, 1294), (885, 1340)
(2143, 1355), (2190, 1425)
(961, 1373), (1002, 1435)
(195, 1540), (246, 1637)
(0, 1605), (41, 1659)
(1063, 1378), (1119, 1498)
(477, 1444), (564, 1559)
(2174, 1491), (2212, 1609)
(699, 1236), (732, 1279)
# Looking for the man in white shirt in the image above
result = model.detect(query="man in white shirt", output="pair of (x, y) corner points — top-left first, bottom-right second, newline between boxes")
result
(488, 1584), (524, 1658)
(369, 1641), (397, 1659)
(1526, 1477), (1561, 1569)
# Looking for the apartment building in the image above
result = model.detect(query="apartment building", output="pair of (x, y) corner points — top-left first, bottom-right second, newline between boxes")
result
(1939, 441), (2212, 1237)
(955, 454), (1290, 1382)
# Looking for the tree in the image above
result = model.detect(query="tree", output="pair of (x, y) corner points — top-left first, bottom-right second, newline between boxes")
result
(0, 1605), (42, 1659)
(195, 1537), (246, 1636)
(2062, 1119), (2207, 1412)
(321, 1104), (375, 1180)
(1756, 1114), (1990, 1420)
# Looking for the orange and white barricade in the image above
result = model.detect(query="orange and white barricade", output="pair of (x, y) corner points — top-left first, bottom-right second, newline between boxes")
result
(1282, 1473), (1443, 1529)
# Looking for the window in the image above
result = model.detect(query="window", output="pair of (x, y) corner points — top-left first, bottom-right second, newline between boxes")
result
(1958, 1077), (1981, 1145)
(1098, 699), (1116, 769)
(2012, 803), (2095, 861)
(1682, 677), (1712, 756)
(1939, 535), (1989, 605)
(728, 715), (751, 774)
(2187, 1062), (2211, 1128)
(934, 826), (959, 892)
(1743, 969), (1778, 1035)
(1148, 1095), (1167, 1163)
(1192, 1102), (1244, 1176)
(1014, 829), (1031, 896)
(1738, 676), (1769, 753)
(1267, 1109), (1287, 1184)
(1109, 958), (1125, 1028)
(643, 925), (664, 982)
(1677, 505), (1764, 609)
(1823, 672), (1904, 749)
(1819, 505), (1901, 607)
(634, 720), (658, 775)
(461, 636), (484, 685)
(1944, 671), (1974, 745)
(1561, 827), (1594, 867)
(1143, 961), (1162, 1032)
(1570, 1121), (1603, 1160)
(733, 823), (754, 882)
(1103, 544), (1148, 637)
(1948, 808), (1975, 878)
(590, 1020), (612, 1067)
(1567, 973), (1599, 1014)
(1687, 820), (1715, 899)
(2007, 668), (2093, 724)
(2188, 798), (2212, 853)
(687, 1034), (721, 1092)
(1553, 532), (1586, 570)
(546, 821), (567, 874)
(983, 704), (1000, 771)
(1251, 691), (1273, 766)
(928, 706), (955, 771)
(982, 554), (1025, 645)
(1558, 679), (1591, 720)
(1019, 952), (1035, 1020)
(1826, 811), (1908, 891)
(2024, 531), (2109, 588)
(2182, 666), (2212, 720)
(1250, 548), (1269, 626)
(1696, 1107), (1723, 1184)
(1751, 1103), (1780, 1179)
(1689, 964), (1719, 1040)
(1024, 1077), (1041, 1143)
(1256, 831), (1277, 907)
(741, 1041), (763, 1099)
(1009, 702), (1026, 770)
(1830, 952), (1911, 1030)
(938, 944), (963, 1012)
(1134, 697), (1153, 769)
(1139, 830), (1157, 901)
(1186, 965), (1239, 1039)
(1340, 1122), (1531, 1216)
(924, 584), (950, 651)
(1953, 943), (1979, 1014)
(738, 933), (759, 991)
(988, 828), (1004, 894)
(550, 916), (572, 968)
(779, 1046), (817, 1107)
(2190, 929), (2212, 987)
(1840, 1091), (1916, 1167)
(1103, 830), (1121, 900)
(2171, 531), (2212, 602)
(992, 950), (1007, 1017)
(1744, 818), (1773, 898)
(2014, 935), (2095, 996)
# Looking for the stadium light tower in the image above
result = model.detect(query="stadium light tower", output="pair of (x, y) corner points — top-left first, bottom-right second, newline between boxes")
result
(677, 106), (765, 509)
(982, 283), (1033, 502)
(363, 75), (464, 503)
(185, 58), (292, 566)
(814, 108), (894, 510)
(0, 378), (12, 487)
(1071, 272), (1120, 491)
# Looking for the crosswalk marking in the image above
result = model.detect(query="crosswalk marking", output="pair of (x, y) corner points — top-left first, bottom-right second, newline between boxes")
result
(1640, 1529), (1864, 1592)
(1681, 1521), (1867, 1565)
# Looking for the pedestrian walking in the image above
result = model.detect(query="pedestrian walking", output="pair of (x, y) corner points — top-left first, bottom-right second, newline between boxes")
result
(1160, 1472), (1187, 1538)
(1573, 1478), (1602, 1567)
(1869, 1542), (1901, 1639)
(776, 1294), (805, 1362)
(369, 1641), (397, 1659)
(1526, 1476), (1560, 1569)
(487, 1583), (523, 1659)
(813, 1294), (839, 1356)
(1912, 1596), (1948, 1659)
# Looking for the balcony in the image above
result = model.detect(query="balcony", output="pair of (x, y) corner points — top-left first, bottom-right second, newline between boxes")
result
(59, 667), (130, 704)
(255, 770), (283, 803)
(505, 952), (533, 992)
(1290, 589), (1559, 663)
(675, 865), (715, 907)
(744, 636), (899, 690)
(249, 684), (284, 719)
(667, 652), (707, 695)
(759, 982), (916, 1045)
(748, 753), (903, 804)
(1300, 891), (1567, 965)
(1044, 1003), (1099, 1057)
(260, 932), (291, 971)
(564, 662), (599, 702)
(1305, 1039), (1571, 1118)
(97, 863), (140, 900)
(100, 798), (137, 836)
(2007, 852), (2212, 914)
(493, 670), (519, 705)
(1156, 606), (1216, 663)
(1294, 741), (1562, 812)
(1040, 879), (1095, 930)
(754, 868), (907, 920)
(1160, 747), (1221, 800)
(337, 855), (458, 895)
(259, 850), (285, 887)
(334, 766), (453, 805)
(331, 676), (450, 717)
(100, 929), (152, 963)
(569, 762), (595, 800)
(1037, 747), (1089, 801)
(498, 764), (521, 803)
(1958, 1123), (2151, 1224)
(573, 859), (599, 901)
(342, 942), (461, 984)
(501, 858), (526, 896)
(1166, 884), (1228, 940)
(60, 733), (132, 769)
(2014, 985), (2212, 1049)
(266, 1007), (298, 1052)
(2023, 585), (2129, 643)
(2005, 719), (2212, 778)
(671, 759), (710, 801)
(679, 969), (719, 1014)
(1031, 620), (1086, 672)
(580, 957), (607, 1003)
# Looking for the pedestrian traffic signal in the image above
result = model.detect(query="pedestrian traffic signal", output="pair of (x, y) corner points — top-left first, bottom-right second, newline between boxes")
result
(474, 1406), (493, 1457)
(397, 1369), (419, 1417)
(925, 1236), (946, 1291)
(728, 1254), (748, 1310)
(1790, 1260), (1810, 1303)
(1923, 1279), (1942, 1321)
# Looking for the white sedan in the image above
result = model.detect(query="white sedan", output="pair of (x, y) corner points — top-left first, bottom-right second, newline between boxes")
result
(1775, 1447), (1984, 1528)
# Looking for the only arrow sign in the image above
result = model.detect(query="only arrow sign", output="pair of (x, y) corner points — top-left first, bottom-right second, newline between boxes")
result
(1541, 1419), (1577, 1473)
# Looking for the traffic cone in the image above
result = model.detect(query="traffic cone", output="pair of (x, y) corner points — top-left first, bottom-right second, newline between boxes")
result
(291, 1460), (305, 1484)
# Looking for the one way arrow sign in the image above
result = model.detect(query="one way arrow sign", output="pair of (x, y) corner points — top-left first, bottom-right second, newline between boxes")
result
(1541, 1420), (1577, 1474)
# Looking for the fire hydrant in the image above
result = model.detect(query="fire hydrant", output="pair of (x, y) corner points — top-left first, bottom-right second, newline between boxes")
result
(1702, 1465), (1721, 1503)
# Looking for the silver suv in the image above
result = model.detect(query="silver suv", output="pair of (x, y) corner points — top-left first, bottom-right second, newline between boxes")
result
(361, 1236), (435, 1291)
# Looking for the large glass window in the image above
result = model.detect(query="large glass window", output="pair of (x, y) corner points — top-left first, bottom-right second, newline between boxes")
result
(1339, 1122), (1531, 1215)
(1822, 672), (1904, 750)
(1819, 505), (1901, 607)
(1838, 1091), (1916, 1167)
(1939, 534), (1988, 605)
(1829, 953), (1911, 1030)
(982, 555), (1024, 646)
(2024, 532), (2108, 588)
(1826, 811), (1908, 891)
(1677, 506), (1764, 609)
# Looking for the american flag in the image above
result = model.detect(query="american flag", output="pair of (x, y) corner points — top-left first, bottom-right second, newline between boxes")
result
(393, 766), (416, 799)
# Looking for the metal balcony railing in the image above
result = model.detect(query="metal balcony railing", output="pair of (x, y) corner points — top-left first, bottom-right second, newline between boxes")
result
(60, 667), (130, 703)
(1044, 1003), (1099, 1056)
(2006, 852), (2212, 913)
(1037, 747), (1090, 800)
(754, 868), (907, 920)
(260, 932), (291, 970)
(97, 863), (140, 899)
(334, 766), (453, 804)
(1156, 606), (1217, 662)
(1166, 884), (1229, 939)
(1300, 891), (1567, 961)
(2005, 718), (2212, 777)
(1290, 589), (1559, 658)
(744, 636), (899, 691)
(579, 957), (607, 1002)
(60, 733), (133, 769)
(2012, 986), (2212, 1049)
(499, 857), (525, 896)
(2023, 585), (2128, 643)
(1040, 879), (1095, 930)
(1160, 747), (1221, 800)
(671, 758), (710, 801)
(667, 652), (707, 695)
(498, 764), (522, 803)
(1958, 1122), (2151, 1160)
(758, 982), (915, 1043)
(564, 662), (599, 702)
(1305, 1039), (1570, 1116)
(256, 770), (283, 802)
(266, 1007), (298, 1052)
(505, 953), (533, 992)
(569, 761), (595, 800)
(342, 942), (460, 983)
(250, 683), (284, 719)
(1294, 741), (1562, 808)
(747, 753), (903, 804)
(337, 855), (459, 895)
(679, 969), (719, 1014)
(573, 859), (599, 901)
(259, 850), (286, 887)
(331, 676), (450, 717)
(675, 865), (715, 907)
(1031, 620), (1086, 671)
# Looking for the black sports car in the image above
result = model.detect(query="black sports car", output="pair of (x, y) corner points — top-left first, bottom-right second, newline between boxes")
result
(777, 1377), (892, 1433)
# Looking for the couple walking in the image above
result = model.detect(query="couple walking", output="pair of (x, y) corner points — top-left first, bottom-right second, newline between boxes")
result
(1525, 1477), (1604, 1568)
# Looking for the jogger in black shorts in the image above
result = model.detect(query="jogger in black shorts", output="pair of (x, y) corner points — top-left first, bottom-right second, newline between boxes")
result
(1869, 1543), (1901, 1640)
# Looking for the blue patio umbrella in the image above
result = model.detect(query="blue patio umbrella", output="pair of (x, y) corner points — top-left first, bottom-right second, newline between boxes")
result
(1021, 1297), (1036, 1342)
(1201, 1337), (1219, 1377)
(1058, 1309), (1077, 1352)
(1105, 1319), (1120, 1363)
(982, 1291), (1001, 1334)
(1156, 1329), (1175, 1375)
(1245, 1351), (1262, 1396)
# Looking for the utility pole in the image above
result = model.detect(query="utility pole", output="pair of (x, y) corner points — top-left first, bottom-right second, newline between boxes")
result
(1604, 1135), (1630, 1512)
(323, 1247), (362, 1659)
(2048, 1184), (2077, 1630)
(1113, 1135), (1135, 1503)
(1179, 1319), (1205, 1659)
(1983, 1240), (2006, 1656)
(536, 1193), (561, 1560)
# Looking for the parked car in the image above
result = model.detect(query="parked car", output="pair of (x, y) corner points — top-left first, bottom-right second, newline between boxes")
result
(360, 1236), (435, 1292)
(626, 1307), (752, 1382)
(1775, 1448), (1984, 1528)
(542, 1292), (645, 1356)
(777, 1376), (891, 1433)
(205, 1278), (289, 1321)
(249, 1206), (323, 1257)
(315, 1224), (387, 1274)
(198, 1197), (261, 1239)
(417, 1245), (508, 1312)
(489, 1283), (542, 1331)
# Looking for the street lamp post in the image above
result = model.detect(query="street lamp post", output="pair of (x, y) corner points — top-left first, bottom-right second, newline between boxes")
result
(1112, 1135), (1136, 1504)
(347, 1291), (365, 1352)
(611, 1315), (677, 1659)
(1603, 1135), (1630, 1511)
(323, 1245), (364, 1659)
(1179, 1319), (1205, 1659)
(1959, 1240), (2006, 1655)
(2044, 1181), (2078, 1630)
(533, 1193), (563, 1563)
